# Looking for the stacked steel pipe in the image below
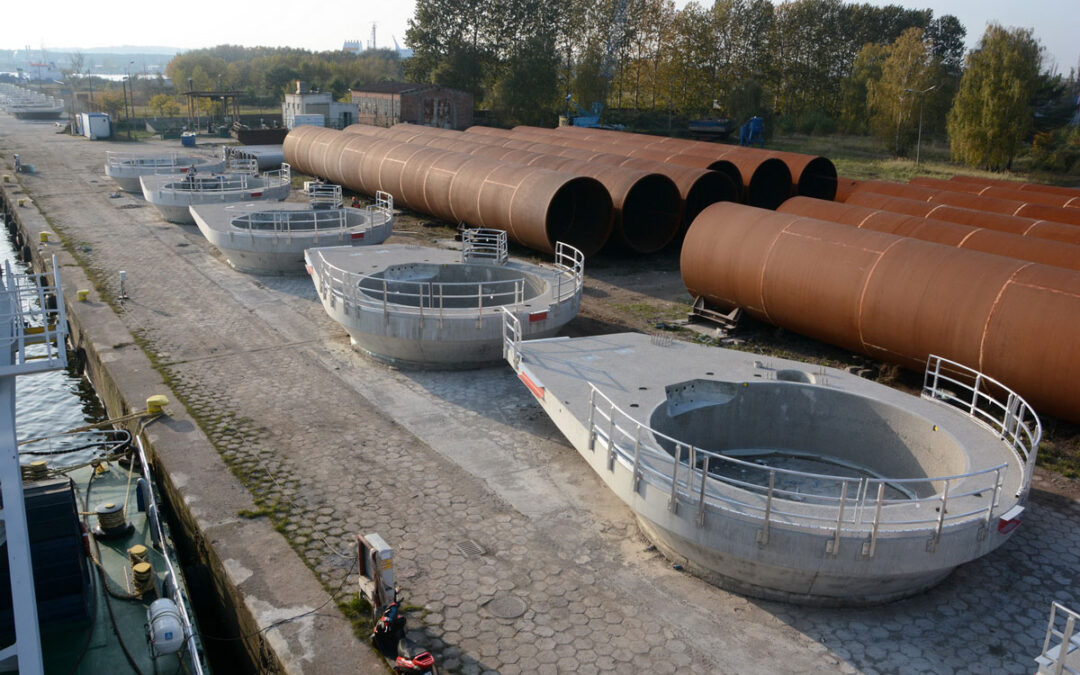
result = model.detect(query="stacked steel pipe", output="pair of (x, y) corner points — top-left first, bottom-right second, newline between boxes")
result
(778, 196), (1080, 271)
(949, 174), (1080, 200)
(283, 126), (613, 256)
(521, 125), (838, 205)
(350, 123), (738, 229)
(837, 178), (1080, 226)
(681, 202), (1080, 422)
(845, 192), (1080, 245)
(910, 176), (1080, 208)
(341, 124), (682, 253)
(467, 125), (803, 210)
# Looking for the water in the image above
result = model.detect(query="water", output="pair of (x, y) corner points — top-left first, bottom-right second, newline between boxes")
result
(0, 225), (106, 450)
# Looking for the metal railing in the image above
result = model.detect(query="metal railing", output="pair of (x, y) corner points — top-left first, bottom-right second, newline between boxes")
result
(225, 155), (258, 175)
(156, 163), (291, 199)
(0, 256), (67, 377)
(1039, 602), (1080, 675)
(311, 236), (580, 326)
(106, 147), (225, 173)
(922, 355), (1040, 499)
(230, 191), (392, 239)
(502, 308), (522, 368)
(462, 229), (508, 265)
(307, 182), (343, 209)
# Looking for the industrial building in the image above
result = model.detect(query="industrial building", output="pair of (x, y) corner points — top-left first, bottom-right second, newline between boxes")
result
(349, 83), (473, 130)
(281, 81), (358, 130)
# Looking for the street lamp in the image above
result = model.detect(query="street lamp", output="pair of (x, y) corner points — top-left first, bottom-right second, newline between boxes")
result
(123, 60), (135, 139)
(904, 84), (937, 169)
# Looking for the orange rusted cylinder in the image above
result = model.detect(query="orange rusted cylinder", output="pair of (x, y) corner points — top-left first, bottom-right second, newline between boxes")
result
(949, 174), (1080, 199)
(472, 125), (794, 209)
(911, 177), (1080, 209)
(546, 125), (838, 201)
(778, 196), (1080, 271)
(845, 192), (1080, 245)
(342, 123), (680, 253)
(681, 202), (1080, 421)
(843, 179), (1080, 226)
(283, 126), (613, 256)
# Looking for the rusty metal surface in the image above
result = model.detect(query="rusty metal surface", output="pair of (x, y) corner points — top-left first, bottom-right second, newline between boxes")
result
(842, 179), (1080, 226)
(779, 196), (1080, 271)
(949, 174), (1080, 199)
(341, 124), (681, 253)
(543, 125), (837, 202)
(355, 123), (737, 228)
(845, 192), (1080, 245)
(283, 126), (613, 256)
(681, 201), (1080, 422)
(910, 177), (1080, 209)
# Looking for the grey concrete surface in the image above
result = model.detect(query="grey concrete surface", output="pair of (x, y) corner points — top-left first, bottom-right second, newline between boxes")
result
(1, 118), (1077, 674)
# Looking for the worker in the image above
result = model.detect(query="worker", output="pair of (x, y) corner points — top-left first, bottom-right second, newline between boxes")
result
(350, 196), (361, 208)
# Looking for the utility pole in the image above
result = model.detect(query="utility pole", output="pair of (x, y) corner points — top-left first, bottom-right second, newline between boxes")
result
(904, 85), (937, 169)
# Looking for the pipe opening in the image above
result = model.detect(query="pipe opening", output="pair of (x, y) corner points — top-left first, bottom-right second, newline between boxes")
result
(747, 158), (793, 210)
(794, 157), (838, 201)
(683, 172), (738, 228)
(619, 174), (682, 253)
(706, 160), (745, 197)
(545, 177), (613, 257)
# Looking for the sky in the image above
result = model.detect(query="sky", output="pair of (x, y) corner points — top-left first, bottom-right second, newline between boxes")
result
(3, 0), (1077, 73)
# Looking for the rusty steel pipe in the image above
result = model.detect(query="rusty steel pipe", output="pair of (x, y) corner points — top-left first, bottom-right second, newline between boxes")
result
(779, 196), (1080, 271)
(360, 123), (739, 229)
(949, 174), (1080, 200)
(283, 126), (613, 256)
(845, 192), (1080, 246)
(910, 177), (1080, 209)
(546, 125), (838, 201)
(500, 125), (797, 208)
(842, 179), (1080, 226)
(681, 202), (1080, 422)
(342, 124), (681, 252)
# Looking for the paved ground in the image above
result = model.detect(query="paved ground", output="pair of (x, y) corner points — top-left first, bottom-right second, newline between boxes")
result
(2, 118), (1078, 674)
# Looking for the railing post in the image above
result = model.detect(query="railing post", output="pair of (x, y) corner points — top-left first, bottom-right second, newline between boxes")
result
(757, 470), (774, 547)
(586, 387), (596, 452)
(927, 479), (950, 553)
(827, 480), (848, 555)
(631, 424), (642, 493)
(862, 483), (885, 558)
(696, 456), (710, 527)
(1057, 614), (1076, 675)
(606, 402), (617, 471)
(969, 375), (981, 416)
(668, 444), (681, 513)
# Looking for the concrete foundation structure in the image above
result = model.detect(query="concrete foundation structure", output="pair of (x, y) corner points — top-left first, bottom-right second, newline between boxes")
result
(504, 331), (1038, 605)
(308, 237), (584, 367)
(191, 192), (393, 274)
(140, 166), (291, 224)
(105, 151), (226, 193)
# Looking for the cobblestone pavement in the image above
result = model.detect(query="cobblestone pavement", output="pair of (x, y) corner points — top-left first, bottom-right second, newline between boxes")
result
(2, 119), (1078, 674)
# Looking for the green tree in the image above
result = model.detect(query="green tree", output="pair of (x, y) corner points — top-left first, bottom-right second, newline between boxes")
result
(947, 24), (1043, 170)
(494, 32), (560, 126)
(148, 93), (181, 117)
(867, 27), (941, 155)
(99, 90), (125, 120)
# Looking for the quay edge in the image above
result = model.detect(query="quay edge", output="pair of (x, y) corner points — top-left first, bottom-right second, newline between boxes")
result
(0, 179), (377, 673)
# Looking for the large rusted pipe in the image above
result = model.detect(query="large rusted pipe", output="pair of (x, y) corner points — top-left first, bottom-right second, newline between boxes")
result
(842, 179), (1080, 226)
(363, 123), (739, 229)
(508, 126), (794, 206)
(949, 174), (1080, 199)
(910, 177), (1080, 209)
(681, 202), (1080, 422)
(545, 125), (838, 201)
(471, 125), (793, 209)
(341, 124), (679, 253)
(779, 196), (1080, 271)
(845, 192), (1080, 245)
(283, 126), (613, 256)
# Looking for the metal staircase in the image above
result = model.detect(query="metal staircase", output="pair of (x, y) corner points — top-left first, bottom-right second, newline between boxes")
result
(0, 255), (67, 674)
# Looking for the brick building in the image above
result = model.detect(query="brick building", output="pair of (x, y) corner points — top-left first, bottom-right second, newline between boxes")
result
(350, 83), (474, 130)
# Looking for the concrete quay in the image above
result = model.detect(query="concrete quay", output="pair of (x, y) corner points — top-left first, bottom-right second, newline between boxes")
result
(1, 118), (1078, 674)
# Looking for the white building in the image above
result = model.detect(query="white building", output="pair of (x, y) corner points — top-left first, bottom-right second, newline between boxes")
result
(281, 81), (358, 130)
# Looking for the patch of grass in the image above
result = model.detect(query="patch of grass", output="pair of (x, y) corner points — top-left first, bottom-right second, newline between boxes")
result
(236, 507), (273, 519)
(1037, 438), (1080, 479)
(339, 593), (375, 638)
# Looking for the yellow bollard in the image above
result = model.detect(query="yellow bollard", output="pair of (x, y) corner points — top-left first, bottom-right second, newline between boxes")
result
(146, 395), (169, 414)
(17, 198), (26, 207)
(77, 289), (89, 302)
(39, 232), (49, 243)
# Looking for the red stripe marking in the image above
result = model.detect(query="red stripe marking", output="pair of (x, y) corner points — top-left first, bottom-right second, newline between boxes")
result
(528, 310), (548, 323)
(518, 370), (545, 400)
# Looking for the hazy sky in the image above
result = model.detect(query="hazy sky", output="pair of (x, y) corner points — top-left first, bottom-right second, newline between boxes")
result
(4, 0), (1077, 72)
